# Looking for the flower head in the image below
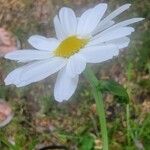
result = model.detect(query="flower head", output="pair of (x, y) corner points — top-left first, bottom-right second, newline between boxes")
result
(4, 3), (144, 102)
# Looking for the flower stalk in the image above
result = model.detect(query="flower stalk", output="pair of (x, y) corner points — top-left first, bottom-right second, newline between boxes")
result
(126, 104), (131, 145)
(84, 67), (109, 150)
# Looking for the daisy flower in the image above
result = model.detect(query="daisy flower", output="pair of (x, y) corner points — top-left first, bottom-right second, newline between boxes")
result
(4, 3), (144, 102)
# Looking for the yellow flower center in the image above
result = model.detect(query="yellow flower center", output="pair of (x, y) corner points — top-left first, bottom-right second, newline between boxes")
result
(54, 36), (88, 58)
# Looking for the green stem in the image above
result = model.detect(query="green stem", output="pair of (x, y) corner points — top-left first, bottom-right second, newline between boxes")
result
(126, 104), (131, 145)
(84, 67), (109, 150)
(126, 104), (135, 145)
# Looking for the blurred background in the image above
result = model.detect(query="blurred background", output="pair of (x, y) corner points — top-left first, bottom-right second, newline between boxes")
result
(0, 0), (149, 149)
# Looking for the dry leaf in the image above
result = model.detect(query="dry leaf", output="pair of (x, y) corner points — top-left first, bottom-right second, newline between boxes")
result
(0, 28), (17, 56)
(0, 100), (13, 127)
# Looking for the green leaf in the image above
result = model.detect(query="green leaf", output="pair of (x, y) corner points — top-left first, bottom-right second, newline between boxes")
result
(99, 80), (129, 104)
(79, 134), (94, 150)
(0, 134), (18, 150)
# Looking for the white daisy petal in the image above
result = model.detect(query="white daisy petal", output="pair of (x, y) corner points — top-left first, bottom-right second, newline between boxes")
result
(5, 66), (27, 86)
(28, 35), (59, 51)
(54, 68), (79, 102)
(92, 20), (115, 35)
(77, 3), (107, 36)
(5, 58), (66, 87)
(92, 9), (144, 36)
(16, 80), (34, 87)
(5, 50), (52, 62)
(107, 37), (130, 49)
(59, 7), (77, 36)
(54, 15), (67, 40)
(21, 58), (66, 83)
(66, 54), (86, 78)
(88, 37), (130, 49)
(79, 45), (119, 63)
(76, 8), (92, 36)
(90, 27), (134, 45)
(98, 4), (131, 27)
(16, 74), (37, 87)
(105, 18), (144, 31)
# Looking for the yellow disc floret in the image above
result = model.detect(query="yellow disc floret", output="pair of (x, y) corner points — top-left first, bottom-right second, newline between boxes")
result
(54, 36), (88, 58)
